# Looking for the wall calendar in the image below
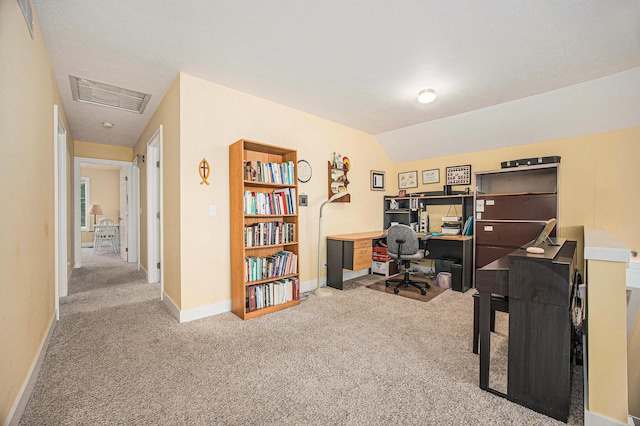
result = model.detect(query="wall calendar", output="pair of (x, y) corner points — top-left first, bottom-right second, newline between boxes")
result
(446, 165), (471, 185)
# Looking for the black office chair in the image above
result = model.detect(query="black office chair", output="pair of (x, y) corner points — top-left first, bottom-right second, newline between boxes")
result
(385, 224), (430, 295)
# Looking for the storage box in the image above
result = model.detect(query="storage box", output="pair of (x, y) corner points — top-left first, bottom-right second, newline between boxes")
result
(372, 260), (398, 277)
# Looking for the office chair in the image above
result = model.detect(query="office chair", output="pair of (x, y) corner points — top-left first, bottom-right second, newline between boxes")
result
(385, 224), (430, 295)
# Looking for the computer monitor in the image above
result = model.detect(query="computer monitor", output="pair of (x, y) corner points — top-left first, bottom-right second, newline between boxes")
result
(528, 218), (558, 247)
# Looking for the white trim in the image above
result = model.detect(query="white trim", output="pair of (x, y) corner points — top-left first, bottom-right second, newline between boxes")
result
(584, 409), (632, 426)
(6, 311), (57, 426)
(53, 105), (68, 306)
(74, 157), (139, 268)
(301, 269), (369, 293)
(146, 126), (163, 298)
(162, 293), (232, 323)
(584, 226), (631, 263)
(130, 161), (141, 268)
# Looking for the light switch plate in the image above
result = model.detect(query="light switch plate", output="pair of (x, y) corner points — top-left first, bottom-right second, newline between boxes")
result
(209, 205), (216, 216)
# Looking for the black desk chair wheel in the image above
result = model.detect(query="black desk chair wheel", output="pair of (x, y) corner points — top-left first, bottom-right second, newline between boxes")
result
(384, 224), (430, 295)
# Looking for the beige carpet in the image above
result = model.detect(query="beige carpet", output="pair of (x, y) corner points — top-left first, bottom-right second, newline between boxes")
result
(19, 250), (583, 425)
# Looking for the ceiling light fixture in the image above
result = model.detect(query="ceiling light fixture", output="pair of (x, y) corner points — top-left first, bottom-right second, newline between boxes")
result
(102, 122), (114, 129)
(418, 89), (437, 104)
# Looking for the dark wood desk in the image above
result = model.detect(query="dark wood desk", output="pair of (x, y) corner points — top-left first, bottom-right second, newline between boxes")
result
(476, 238), (576, 422)
(326, 231), (473, 291)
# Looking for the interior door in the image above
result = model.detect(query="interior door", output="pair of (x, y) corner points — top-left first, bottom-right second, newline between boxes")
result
(119, 167), (128, 261)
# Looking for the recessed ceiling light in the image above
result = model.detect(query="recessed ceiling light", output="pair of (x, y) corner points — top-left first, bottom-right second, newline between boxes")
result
(418, 89), (437, 104)
(69, 75), (151, 114)
(102, 122), (114, 129)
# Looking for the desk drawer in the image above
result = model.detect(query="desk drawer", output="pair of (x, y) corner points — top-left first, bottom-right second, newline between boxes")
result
(353, 246), (373, 270)
(354, 239), (371, 249)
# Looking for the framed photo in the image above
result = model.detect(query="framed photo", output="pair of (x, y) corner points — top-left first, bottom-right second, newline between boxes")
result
(370, 170), (385, 191)
(398, 170), (418, 189)
(446, 165), (472, 185)
(398, 189), (407, 197)
(422, 169), (440, 184)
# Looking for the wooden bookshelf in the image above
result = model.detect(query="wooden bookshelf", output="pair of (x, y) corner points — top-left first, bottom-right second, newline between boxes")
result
(229, 139), (300, 320)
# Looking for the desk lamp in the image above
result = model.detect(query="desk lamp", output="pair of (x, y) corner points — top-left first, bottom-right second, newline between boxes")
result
(316, 191), (350, 297)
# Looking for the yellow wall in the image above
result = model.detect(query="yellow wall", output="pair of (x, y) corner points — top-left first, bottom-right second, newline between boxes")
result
(75, 140), (133, 162)
(80, 167), (121, 243)
(134, 76), (181, 305)
(393, 128), (640, 267)
(0, 2), (74, 423)
(178, 73), (391, 310)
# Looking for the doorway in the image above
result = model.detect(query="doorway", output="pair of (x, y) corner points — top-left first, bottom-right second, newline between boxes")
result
(74, 158), (139, 269)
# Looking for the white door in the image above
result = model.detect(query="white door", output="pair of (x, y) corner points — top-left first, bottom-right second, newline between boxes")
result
(119, 167), (128, 261)
(147, 126), (162, 299)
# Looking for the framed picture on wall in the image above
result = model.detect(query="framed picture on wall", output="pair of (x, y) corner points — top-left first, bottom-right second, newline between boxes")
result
(446, 165), (472, 185)
(398, 170), (418, 189)
(370, 170), (385, 190)
(422, 169), (440, 184)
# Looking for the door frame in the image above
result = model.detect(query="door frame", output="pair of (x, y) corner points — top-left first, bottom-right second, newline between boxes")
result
(146, 126), (163, 300)
(53, 105), (67, 318)
(74, 157), (139, 268)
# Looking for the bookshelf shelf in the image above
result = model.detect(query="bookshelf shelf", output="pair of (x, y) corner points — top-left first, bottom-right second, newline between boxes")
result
(230, 139), (300, 320)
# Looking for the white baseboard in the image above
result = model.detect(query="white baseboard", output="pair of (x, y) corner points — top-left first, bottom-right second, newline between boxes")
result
(162, 292), (232, 323)
(584, 409), (632, 425)
(6, 310), (57, 426)
(301, 269), (370, 293)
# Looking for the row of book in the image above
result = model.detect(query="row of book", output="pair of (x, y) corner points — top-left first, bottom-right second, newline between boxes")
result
(243, 160), (295, 185)
(245, 251), (298, 282)
(245, 221), (295, 247)
(246, 278), (299, 312)
(244, 188), (297, 215)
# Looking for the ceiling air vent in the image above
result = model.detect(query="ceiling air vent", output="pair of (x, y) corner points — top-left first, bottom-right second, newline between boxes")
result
(69, 75), (151, 114)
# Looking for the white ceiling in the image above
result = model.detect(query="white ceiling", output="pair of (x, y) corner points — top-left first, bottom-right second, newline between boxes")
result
(33, 1), (640, 158)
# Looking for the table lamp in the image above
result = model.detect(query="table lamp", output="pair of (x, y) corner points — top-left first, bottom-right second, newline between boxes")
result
(88, 204), (103, 226)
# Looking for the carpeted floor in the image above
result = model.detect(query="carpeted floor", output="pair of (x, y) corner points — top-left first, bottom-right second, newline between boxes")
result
(19, 250), (584, 425)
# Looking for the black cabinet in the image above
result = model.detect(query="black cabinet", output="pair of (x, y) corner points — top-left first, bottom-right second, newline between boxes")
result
(474, 164), (559, 273)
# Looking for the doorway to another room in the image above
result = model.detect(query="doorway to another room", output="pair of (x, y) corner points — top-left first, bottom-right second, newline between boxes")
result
(74, 157), (140, 270)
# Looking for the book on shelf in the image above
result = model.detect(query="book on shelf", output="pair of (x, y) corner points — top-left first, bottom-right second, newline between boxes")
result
(462, 215), (473, 236)
(244, 188), (297, 215)
(243, 160), (295, 185)
(244, 251), (298, 282)
(245, 277), (299, 312)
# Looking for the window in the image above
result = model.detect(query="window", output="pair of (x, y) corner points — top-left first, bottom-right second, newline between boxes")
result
(80, 177), (90, 231)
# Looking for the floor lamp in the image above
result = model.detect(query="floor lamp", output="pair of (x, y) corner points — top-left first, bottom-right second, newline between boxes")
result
(316, 191), (350, 296)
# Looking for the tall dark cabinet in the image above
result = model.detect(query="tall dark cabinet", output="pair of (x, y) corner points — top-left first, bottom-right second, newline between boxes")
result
(473, 164), (559, 279)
